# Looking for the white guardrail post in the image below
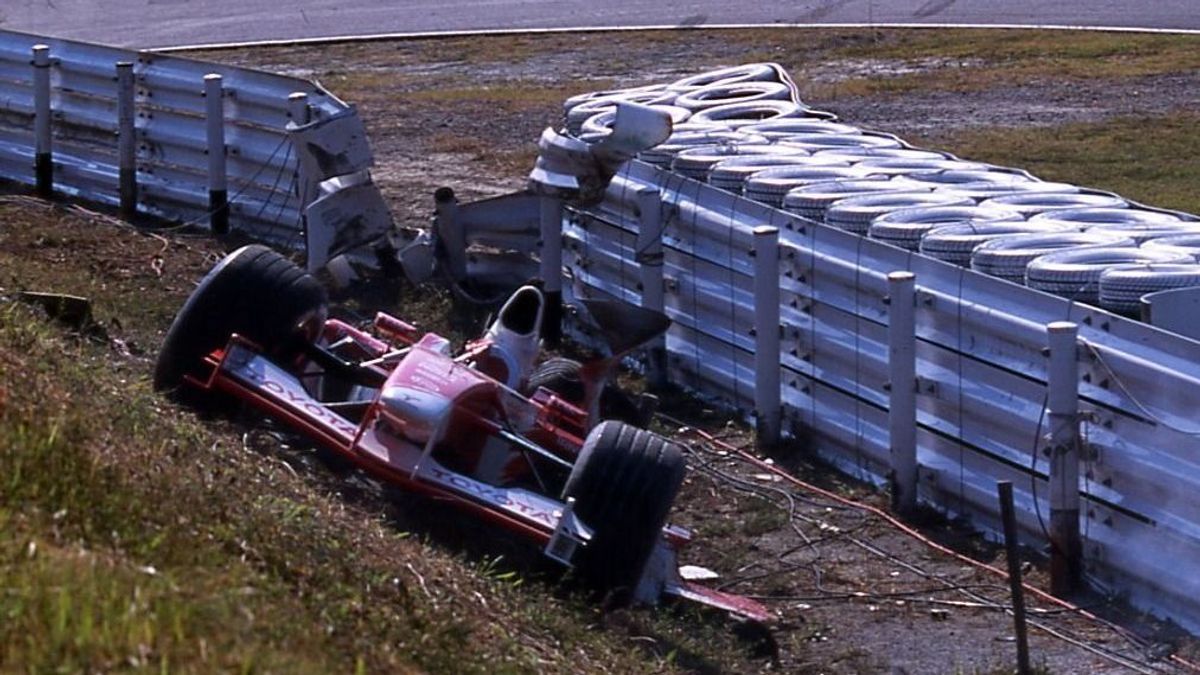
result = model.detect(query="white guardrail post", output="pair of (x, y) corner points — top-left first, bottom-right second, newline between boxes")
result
(887, 271), (918, 515)
(204, 73), (228, 234)
(636, 186), (667, 389)
(32, 44), (52, 197)
(753, 225), (782, 449)
(116, 61), (136, 217)
(1046, 320), (1083, 596)
(287, 91), (315, 239)
(539, 196), (565, 347)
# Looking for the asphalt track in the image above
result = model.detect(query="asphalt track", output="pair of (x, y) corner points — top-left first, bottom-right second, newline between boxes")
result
(4, 1), (1200, 50)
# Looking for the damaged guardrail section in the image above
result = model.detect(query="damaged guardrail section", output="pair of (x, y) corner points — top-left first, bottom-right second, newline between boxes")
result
(0, 29), (390, 254)
(523, 63), (1200, 632)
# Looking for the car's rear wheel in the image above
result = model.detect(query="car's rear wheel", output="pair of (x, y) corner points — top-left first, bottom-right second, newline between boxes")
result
(562, 420), (685, 601)
(153, 245), (327, 398)
(526, 357), (645, 424)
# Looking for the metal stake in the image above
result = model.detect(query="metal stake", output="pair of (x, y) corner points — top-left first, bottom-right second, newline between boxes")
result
(116, 61), (137, 217)
(998, 481), (1033, 675)
(887, 271), (918, 515)
(204, 73), (228, 234)
(635, 186), (666, 389)
(32, 45), (52, 197)
(432, 187), (467, 283)
(753, 225), (781, 449)
(1046, 320), (1082, 596)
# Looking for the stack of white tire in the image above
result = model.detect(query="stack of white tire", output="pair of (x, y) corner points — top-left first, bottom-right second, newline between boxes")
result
(868, 205), (1024, 251)
(970, 232), (1137, 284)
(782, 179), (929, 222)
(565, 62), (1200, 316)
(826, 192), (975, 236)
(1025, 247), (1193, 305)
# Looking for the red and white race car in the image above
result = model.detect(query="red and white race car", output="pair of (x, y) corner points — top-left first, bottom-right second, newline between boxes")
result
(155, 244), (769, 621)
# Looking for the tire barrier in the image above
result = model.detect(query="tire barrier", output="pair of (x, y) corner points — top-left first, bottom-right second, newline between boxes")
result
(779, 131), (905, 152)
(827, 192), (975, 236)
(743, 165), (881, 207)
(1030, 206), (1183, 227)
(668, 63), (781, 90)
(782, 178), (930, 221)
(741, 119), (861, 138)
(637, 130), (763, 166)
(1098, 264), (1200, 315)
(673, 81), (793, 111)
(852, 157), (991, 178)
(978, 191), (1129, 217)
(1141, 233), (1200, 261)
(1082, 223), (1200, 245)
(666, 121), (734, 134)
(867, 205), (1024, 251)
(687, 100), (809, 126)
(813, 147), (953, 162)
(969, 231), (1138, 284)
(707, 154), (818, 192)
(562, 83), (673, 115)
(1025, 247), (1193, 304)
(905, 167), (1039, 186)
(1029, 207), (1199, 244)
(934, 180), (1082, 202)
(919, 221), (1076, 266)
(670, 143), (795, 181)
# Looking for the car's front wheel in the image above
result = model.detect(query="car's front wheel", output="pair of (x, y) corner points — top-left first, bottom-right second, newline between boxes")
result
(562, 420), (685, 601)
(153, 244), (327, 401)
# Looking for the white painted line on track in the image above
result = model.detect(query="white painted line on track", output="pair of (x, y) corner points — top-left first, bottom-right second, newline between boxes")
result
(152, 22), (1200, 53)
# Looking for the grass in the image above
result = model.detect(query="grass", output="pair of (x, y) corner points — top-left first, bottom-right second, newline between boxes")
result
(729, 28), (1200, 96)
(0, 303), (347, 672)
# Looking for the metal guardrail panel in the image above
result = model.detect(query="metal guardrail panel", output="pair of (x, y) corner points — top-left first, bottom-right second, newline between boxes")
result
(0, 29), (355, 243)
(564, 158), (1200, 632)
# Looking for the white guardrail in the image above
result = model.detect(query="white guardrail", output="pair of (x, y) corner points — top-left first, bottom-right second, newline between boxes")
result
(559, 158), (1200, 632)
(0, 29), (349, 245)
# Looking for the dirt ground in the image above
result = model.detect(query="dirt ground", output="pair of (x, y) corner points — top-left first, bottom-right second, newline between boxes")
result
(63, 28), (1200, 673)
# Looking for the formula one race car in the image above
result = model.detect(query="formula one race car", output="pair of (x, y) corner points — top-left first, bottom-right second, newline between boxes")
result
(154, 244), (769, 621)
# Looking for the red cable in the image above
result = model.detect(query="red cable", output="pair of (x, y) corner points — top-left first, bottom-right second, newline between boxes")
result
(680, 426), (1200, 673)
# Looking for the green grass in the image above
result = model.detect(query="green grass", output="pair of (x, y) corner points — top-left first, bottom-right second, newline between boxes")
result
(0, 304), (345, 672)
(733, 28), (1200, 96)
(928, 112), (1200, 215)
(828, 29), (1200, 77)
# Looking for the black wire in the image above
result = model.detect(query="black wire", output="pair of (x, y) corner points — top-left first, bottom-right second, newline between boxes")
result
(679, 430), (1170, 673)
(253, 135), (294, 221)
(166, 134), (293, 233)
(1028, 391), (1055, 545)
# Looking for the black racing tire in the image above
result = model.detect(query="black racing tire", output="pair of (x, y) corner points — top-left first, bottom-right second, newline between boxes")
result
(563, 421), (685, 599)
(154, 244), (327, 396)
(526, 357), (644, 425)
